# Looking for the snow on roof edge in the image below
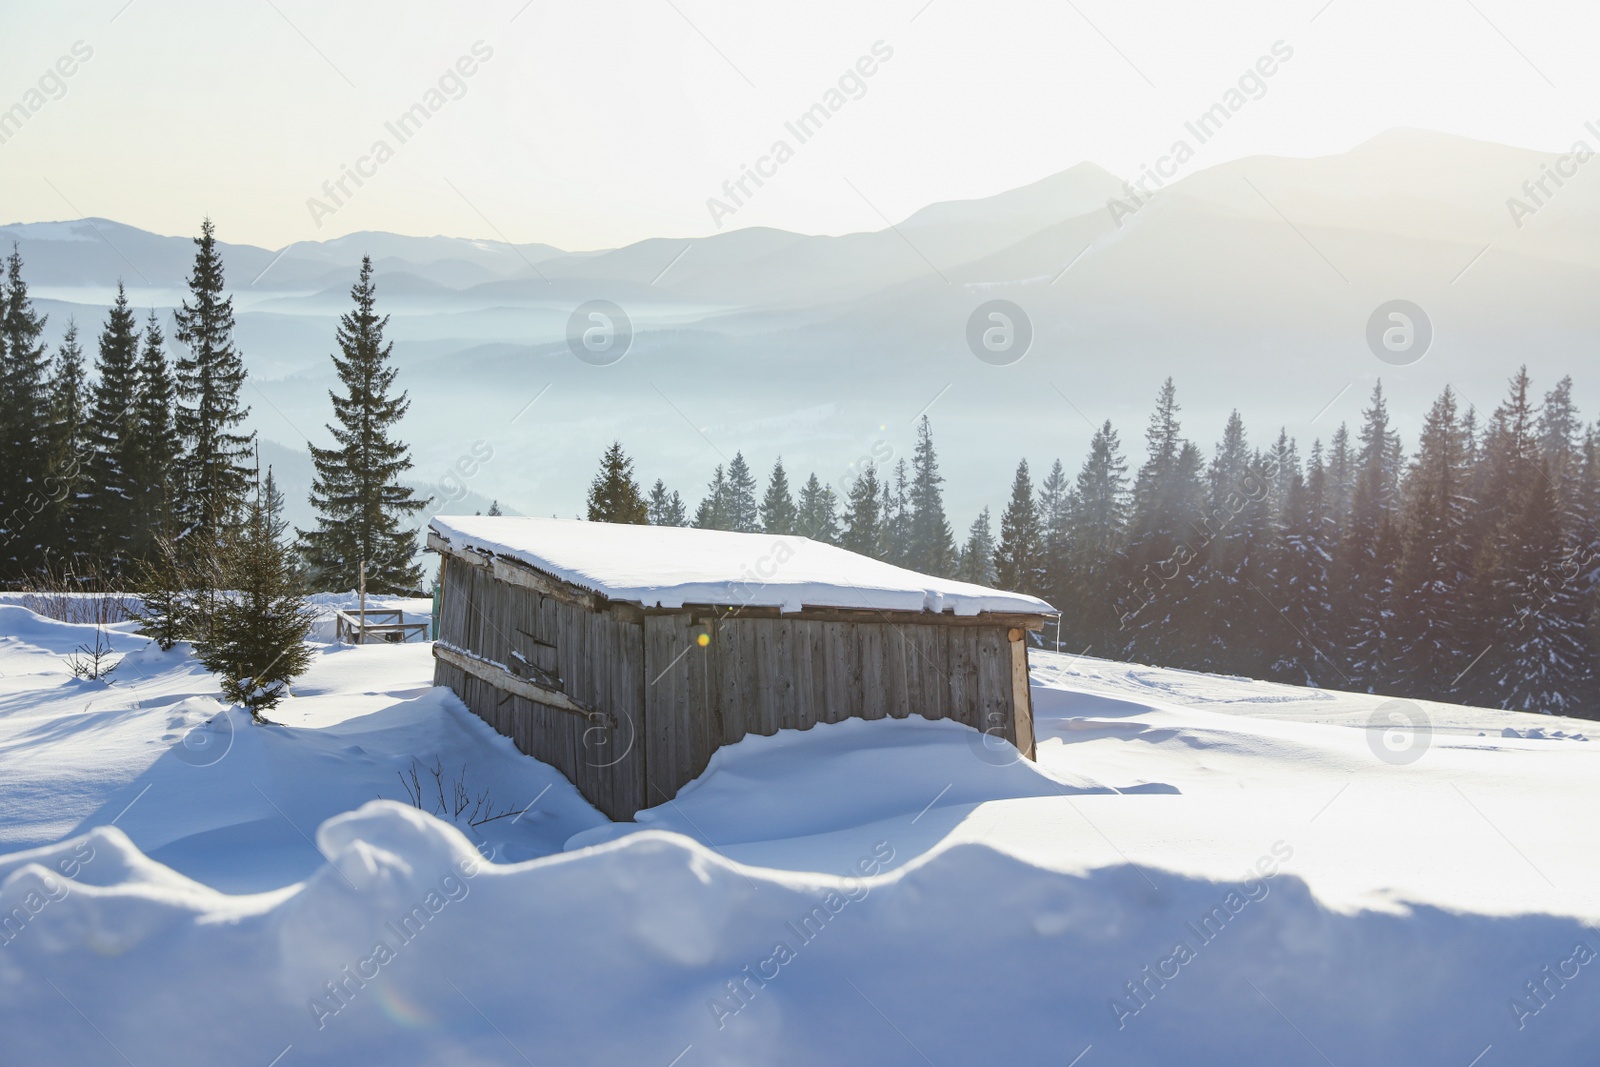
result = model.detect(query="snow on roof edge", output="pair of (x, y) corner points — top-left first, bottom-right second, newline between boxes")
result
(427, 516), (1055, 618)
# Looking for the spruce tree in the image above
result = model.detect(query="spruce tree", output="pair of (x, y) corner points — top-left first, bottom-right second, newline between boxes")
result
(1459, 368), (1541, 701)
(583, 440), (648, 524)
(195, 472), (315, 719)
(693, 465), (730, 529)
(1061, 421), (1128, 655)
(1261, 447), (1333, 685)
(39, 322), (89, 568)
(300, 258), (427, 591)
(760, 457), (797, 535)
(1324, 423), (1355, 527)
(1477, 465), (1592, 713)
(725, 452), (760, 532)
(906, 416), (957, 577)
(173, 218), (253, 545)
(883, 459), (912, 565)
(840, 463), (884, 558)
(129, 312), (180, 562)
(994, 460), (1043, 595)
(795, 473), (840, 544)
(81, 285), (144, 573)
(1391, 387), (1473, 696)
(1119, 381), (1209, 666)
(647, 479), (687, 526)
(1199, 411), (1270, 676)
(1329, 382), (1402, 688)
(1537, 375), (1580, 491)
(0, 246), (51, 575)
(1036, 458), (1071, 604)
(957, 508), (997, 586)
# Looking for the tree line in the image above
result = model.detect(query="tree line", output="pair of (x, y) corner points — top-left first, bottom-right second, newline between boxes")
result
(0, 230), (425, 713)
(6, 226), (1596, 718)
(587, 376), (1600, 719)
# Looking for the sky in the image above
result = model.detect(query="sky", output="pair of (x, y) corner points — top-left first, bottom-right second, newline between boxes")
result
(1, 0), (1598, 251)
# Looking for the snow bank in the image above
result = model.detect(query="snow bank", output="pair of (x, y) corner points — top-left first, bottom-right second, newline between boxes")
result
(2, 801), (1596, 1065)
(429, 515), (1054, 615)
(3, 604), (1598, 1064)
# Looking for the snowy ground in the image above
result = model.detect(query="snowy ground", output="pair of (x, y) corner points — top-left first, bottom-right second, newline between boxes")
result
(0, 603), (1596, 1065)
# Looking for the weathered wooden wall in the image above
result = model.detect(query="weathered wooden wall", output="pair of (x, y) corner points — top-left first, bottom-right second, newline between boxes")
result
(434, 553), (646, 820)
(641, 612), (1035, 808)
(435, 550), (1037, 820)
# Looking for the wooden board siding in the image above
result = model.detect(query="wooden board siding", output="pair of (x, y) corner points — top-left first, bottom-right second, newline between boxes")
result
(636, 614), (1034, 807)
(433, 543), (1039, 819)
(435, 553), (646, 820)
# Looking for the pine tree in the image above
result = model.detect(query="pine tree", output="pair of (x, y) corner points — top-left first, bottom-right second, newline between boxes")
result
(1459, 368), (1541, 702)
(1261, 445), (1333, 685)
(129, 311), (180, 562)
(693, 465), (730, 530)
(1329, 382), (1402, 689)
(760, 458), (797, 535)
(957, 508), (997, 586)
(1036, 458), (1071, 605)
(1119, 381), (1209, 666)
(647, 479), (688, 526)
(0, 246), (51, 575)
(38, 322), (89, 568)
(994, 460), (1043, 594)
(582, 440), (648, 525)
(486, 499), (503, 517)
(883, 459), (912, 565)
(300, 258), (427, 591)
(194, 472), (315, 719)
(1324, 423), (1355, 527)
(1477, 464), (1592, 713)
(795, 473), (840, 544)
(1198, 411), (1271, 676)
(81, 285), (144, 573)
(1061, 421), (1128, 655)
(725, 452), (759, 532)
(840, 463), (884, 558)
(1391, 387), (1474, 696)
(173, 218), (253, 546)
(905, 417), (957, 577)
(1537, 375), (1580, 492)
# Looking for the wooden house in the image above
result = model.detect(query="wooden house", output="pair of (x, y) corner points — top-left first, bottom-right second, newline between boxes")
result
(426, 516), (1054, 820)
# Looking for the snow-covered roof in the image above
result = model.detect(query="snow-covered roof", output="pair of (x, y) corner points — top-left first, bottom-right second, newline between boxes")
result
(428, 516), (1055, 617)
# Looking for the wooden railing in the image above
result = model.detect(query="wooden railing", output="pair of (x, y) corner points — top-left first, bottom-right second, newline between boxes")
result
(335, 609), (429, 645)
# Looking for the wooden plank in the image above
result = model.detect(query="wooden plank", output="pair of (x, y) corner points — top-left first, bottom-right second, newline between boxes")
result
(610, 612), (646, 817)
(712, 616), (742, 750)
(864, 620), (889, 723)
(946, 626), (976, 731)
(687, 620), (716, 788)
(975, 626), (1012, 748)
(913, 624), (947, 721)
(642, 615), (685, 805)
(1010, 634), (1036, 761)
(763, 619), (789, 735)
(773, 618), (801, 732)
(821, 622), (850, 724)
(882, 622), (910, 720)
(432, 642), (612, 726)
(737, 620), (765, 739)
(492, 557), (597, 610)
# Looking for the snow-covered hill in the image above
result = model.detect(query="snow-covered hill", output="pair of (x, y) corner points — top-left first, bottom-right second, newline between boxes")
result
(0, 603), (1595, 1064)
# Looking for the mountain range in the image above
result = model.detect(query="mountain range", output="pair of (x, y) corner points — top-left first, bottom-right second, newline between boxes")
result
(5, 128), (1595, 532)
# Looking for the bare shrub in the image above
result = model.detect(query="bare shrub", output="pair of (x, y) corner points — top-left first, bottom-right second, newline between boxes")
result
(20, 564), (134, 626)
(395, 757), (521, 827)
